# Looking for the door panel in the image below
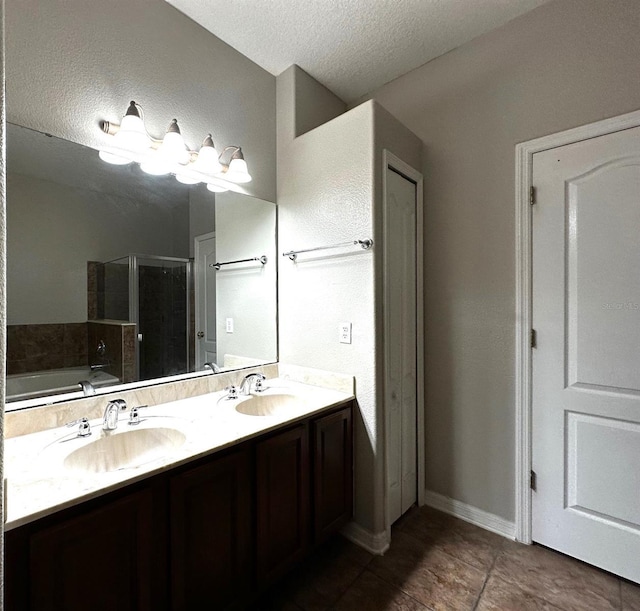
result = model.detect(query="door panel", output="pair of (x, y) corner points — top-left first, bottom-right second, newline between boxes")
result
(256, 425), (309, 586)
(313, 406), (353, 542)
(30, 489), (156, 611)
(532, 125), (640, 582)
(194, 233), (217, 369)
(568, 161), (640, 392)
(566, 412), (640, 527)
(385, 167), (417, 523)
(170, 448), (252, 610)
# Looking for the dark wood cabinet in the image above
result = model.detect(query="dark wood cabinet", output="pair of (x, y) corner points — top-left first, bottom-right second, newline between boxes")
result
(170, 447), (252, 611)
(5, 401), (354, 610)
(313, 406), (353, 542)
(256, 423), (309, 586)
(29, 488), (157, 611)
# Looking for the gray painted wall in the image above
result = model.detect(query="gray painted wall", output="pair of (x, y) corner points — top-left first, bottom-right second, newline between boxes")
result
(293, 67), (347, 137)
(215, 192), (277, 364)
(278, 66), (422, 538)
(278, 66), (378, 532)
(5, 0), (276, 202)
(358, 0), (640, 522)
(7, 171), (189, 324)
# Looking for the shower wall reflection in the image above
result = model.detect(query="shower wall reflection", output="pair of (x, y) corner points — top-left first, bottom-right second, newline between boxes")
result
(100, 255), (191, 382)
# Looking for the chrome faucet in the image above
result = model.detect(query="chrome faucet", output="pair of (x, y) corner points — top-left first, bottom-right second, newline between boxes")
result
(203, 362), (221, 373)
(103, 399), (126, 431)
(239, 373), (266, 395)
(78, 380), (96, 397)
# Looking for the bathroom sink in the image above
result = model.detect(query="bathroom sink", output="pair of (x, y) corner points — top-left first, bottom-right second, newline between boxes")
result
(235, 393), (306, 417)
(63, 427), (186, 474)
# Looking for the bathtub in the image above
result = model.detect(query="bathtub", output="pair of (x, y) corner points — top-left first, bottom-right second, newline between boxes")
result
(6, 367), (121, 403)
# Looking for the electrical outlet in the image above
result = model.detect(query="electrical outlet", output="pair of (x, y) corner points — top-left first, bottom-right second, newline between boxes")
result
(226, 318), (234, 333)
(339, 322), (352, 344)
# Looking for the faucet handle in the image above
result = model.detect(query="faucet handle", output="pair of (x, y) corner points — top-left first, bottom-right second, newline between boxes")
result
(128, 405), (147, 426)
(129, 407), (140, 425)
(224, 385), (239, 400)
(254, 377), (266, 393)
(66, 417), (92, 437)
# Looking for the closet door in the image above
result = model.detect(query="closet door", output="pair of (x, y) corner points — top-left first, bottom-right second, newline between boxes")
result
(385, 165), (418, 524)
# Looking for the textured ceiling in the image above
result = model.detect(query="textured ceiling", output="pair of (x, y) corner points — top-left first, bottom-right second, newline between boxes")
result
(165, 0), (550, 103)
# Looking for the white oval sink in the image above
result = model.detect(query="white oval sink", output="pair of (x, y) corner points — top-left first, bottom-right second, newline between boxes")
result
(64, 427), (186, 474)
(235, 393), (305, 417)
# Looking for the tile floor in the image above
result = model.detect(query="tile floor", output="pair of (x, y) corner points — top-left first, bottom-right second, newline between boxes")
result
(253, 505), (640, 611)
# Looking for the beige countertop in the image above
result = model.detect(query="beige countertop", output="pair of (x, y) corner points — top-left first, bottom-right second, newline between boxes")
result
(5, 378), (353, 531)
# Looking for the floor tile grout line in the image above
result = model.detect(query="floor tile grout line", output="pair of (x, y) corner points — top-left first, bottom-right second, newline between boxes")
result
(470, 545), (500, 611)
(394, 526), (505, 577)
(338, 560), (372, 604)
(618, 578), (623, 610)
(325, 562), (369, 611)
(356, 567), (437, 611)
(376, 564), (439, 611)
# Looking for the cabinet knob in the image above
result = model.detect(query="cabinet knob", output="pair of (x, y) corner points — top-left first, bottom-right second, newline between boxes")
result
(197, 331), (204, 338)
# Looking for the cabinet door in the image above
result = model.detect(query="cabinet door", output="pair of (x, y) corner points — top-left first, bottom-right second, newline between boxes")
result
(313, 405), (353, 542)
(29, 488), (155, 611)
(256, 424), (309, 586)
(170, 448), (252, 611)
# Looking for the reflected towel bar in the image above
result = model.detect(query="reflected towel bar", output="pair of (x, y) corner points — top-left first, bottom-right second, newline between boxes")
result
(282, 239), (373, 262)
(210, 255), (268, 270)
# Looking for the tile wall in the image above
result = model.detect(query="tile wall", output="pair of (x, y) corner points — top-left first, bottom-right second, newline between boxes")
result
(6, 323), (88, 375)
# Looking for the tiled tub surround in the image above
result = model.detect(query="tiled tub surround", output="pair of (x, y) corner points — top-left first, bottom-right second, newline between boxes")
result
(87, 319), (136, 383)
(7, 319), (136, 396)
(4, 364), (354, 530)
(6, 366), (120, 403)
(7, 322), (89, 375)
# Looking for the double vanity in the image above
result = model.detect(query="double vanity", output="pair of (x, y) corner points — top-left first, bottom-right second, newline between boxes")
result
(4, 369), (354, 610)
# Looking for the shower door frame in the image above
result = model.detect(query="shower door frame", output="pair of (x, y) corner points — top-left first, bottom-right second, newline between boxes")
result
(127, 254), (193, 382)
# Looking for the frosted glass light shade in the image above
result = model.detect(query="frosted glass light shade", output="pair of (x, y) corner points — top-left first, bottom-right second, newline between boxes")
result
(159, 120), (190, 165)
(192, 135), (222, 175)
(176, 172), (201, 185)
(206, 182), (229, 193)
(224, 157), (252, 183)
(140, 160), (171, 176)
(99, 150), (133, 165)
(113, 112), (151, 152)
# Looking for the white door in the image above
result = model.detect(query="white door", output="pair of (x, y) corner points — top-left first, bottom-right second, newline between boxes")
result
(532, 126), (640, 582)
(194, 232), (217, 370)
(385, 166), (418, 524)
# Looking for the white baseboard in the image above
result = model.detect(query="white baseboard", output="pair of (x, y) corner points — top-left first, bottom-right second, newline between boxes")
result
(423, 490), (516, 540)
(341, 521), (390, 555)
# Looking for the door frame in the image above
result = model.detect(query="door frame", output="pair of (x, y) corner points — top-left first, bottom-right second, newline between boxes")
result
(382, 149), (425, 539)
(194, 231), (216, 371)
(515, 108), (640, 544)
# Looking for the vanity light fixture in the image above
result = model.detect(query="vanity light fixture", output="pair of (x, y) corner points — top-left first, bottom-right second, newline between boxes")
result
(98, 101), (252, 193)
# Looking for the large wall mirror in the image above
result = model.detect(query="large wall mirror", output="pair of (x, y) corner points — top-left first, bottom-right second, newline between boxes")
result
(6, 123), (277, 410)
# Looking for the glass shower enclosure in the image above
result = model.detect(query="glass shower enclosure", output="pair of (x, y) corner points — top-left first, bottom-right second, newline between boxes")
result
(102, 254), (192, 382)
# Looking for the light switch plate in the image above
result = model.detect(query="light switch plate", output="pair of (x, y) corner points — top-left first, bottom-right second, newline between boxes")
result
(339, 322), (352, 344)
(226, 318), (234, 333)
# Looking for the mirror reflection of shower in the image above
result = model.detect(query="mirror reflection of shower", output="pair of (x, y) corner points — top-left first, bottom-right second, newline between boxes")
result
(100, 254), (192, 382)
